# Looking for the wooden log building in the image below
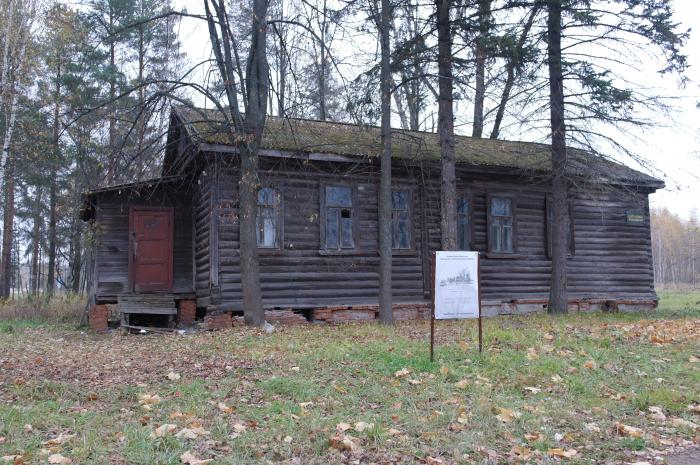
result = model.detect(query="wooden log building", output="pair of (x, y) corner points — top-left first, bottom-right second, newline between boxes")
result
(80, 106), (663, 328)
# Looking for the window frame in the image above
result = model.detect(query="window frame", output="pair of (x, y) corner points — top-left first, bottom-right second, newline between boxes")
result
(391, 188), (413, 251)
(256, 184), (284, 251)
(486, 193), (518, 257)
(319, 182), (359, 255)
(456, 192), (473, 251)
(546, 195), (575, 258)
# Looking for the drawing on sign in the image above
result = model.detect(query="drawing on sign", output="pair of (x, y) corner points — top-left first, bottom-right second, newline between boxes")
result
(439, 269), (474, 287)
(434, 251), (479, 320)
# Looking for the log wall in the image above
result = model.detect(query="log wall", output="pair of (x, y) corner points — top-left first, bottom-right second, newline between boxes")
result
(92, 187), (193, 301)
(201, 154), (656, 312)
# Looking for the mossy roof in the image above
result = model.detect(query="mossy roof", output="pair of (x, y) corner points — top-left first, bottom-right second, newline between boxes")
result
(173, 106), (661, 187)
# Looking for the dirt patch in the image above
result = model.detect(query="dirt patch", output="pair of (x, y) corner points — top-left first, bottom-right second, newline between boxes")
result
(669, 448), (700, 465)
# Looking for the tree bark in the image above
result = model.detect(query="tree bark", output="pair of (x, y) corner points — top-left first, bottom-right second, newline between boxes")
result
(472, 0), (491, 138)
(70, 221), (82, 293)
(30, 189), (42, 294)
(47, 59), (61, 295)
(239, 0), (269, 326)
(378, 0), (394, 325)
(0, 150), (15, 298)
(436, 0), (457, 251)
(107, 7), (116, 185)
(546, 0), (568, 314)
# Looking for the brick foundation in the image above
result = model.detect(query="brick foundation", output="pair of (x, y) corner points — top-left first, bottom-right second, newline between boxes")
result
(204, 312), (232, 330)
(89, 304), (108, 333)
(266, 310), (307, 325)
(177, 300), (197, 326)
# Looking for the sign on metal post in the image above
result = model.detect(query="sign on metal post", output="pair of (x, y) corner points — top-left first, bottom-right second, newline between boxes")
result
(430, 251), (482, 362)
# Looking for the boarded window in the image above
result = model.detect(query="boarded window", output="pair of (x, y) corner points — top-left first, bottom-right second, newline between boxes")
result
(392, 190), (411, 249)
(488, 196), (514, 253)
(457, 196), (470, 250)
(257, 187), (280, 248)
(546, 196), (575, 257)
(324, 185), (354, 250)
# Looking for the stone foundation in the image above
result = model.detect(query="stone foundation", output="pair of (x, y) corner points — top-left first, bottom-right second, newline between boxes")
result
(177, 300), (197, 326)
(89, 304), (108, 333)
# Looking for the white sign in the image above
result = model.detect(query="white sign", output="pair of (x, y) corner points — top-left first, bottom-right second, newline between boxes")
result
(434, 251), (480, 319)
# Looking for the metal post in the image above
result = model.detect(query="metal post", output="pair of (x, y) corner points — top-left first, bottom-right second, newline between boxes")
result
(477, 253), (483, 353)
(430, 252), (436, 362)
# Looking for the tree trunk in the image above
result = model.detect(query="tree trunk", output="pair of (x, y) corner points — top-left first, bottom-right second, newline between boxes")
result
(436, 0), (457, 251)
(317, 0), (328, 121)
(378, 0), (394, 325)
(137, 23), (146, 167)
(47, 59), (61, 295)
(0, 151), (15, 298)
(546, 0), (568, 314)
(472, 0), (491, 138)
(107, 7), (116, 185)
(30, 189), (42, 294)
(70, 222), (82, 293)
(239, 0), (270, 326)
(490, 7), (537, 140)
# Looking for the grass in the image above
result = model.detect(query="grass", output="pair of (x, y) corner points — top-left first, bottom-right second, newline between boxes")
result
(0, 292), (699, 464)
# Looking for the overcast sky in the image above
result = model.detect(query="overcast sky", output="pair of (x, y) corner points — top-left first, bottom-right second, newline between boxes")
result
(174, 0), (700, 219)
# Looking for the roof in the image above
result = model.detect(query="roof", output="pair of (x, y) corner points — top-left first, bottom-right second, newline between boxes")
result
(170, 106), (662, 187)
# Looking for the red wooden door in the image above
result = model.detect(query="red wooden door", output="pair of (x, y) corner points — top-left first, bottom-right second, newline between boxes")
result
(129, 207), (173, 293)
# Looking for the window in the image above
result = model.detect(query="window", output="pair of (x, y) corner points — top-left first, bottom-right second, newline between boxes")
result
(488, 196), (514, 253)
(457, 196), (470, 250)
(392, 190), (411, 249)
(323, 185), (354, 250)
(546, 196), (575, 257)
(257, 187), (281, 248)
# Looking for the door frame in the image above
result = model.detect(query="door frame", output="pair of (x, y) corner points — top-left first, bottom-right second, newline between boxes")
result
(128, 206), (174, 293)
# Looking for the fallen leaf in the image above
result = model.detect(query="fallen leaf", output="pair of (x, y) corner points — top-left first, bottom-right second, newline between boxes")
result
(180, 451), (212, 464)
(689, 355), (700, 363)
(424, 457), (444, 465)
(150, 424), (177, 438)
(329, 434), (361, 454)
(548, 448), (577, 458)
(43, 434), (75, 446)
(1, 456), (21, 464)
(494, 407), (521, 423)
(387, 428), (404, 436)
(439, 366), (449, 375)
(687, 404), (700, 414)
(336, 422), (352, 433)
(167, 371), (181, 381)
(526, 347), (539, 360)
(217, 402), (234, 414)
(354, 421), (374, 432)
(454, 379), (470, 389)
(408, 379), (422, 385)
(512, 445), (531, 459)
(175, 427), (210, 439)
(394, 368), (411, 378)
(615, 423), (644, 438)
(583, 359), (598, 369)
(48, 454), (72, 464)
(671, 418), (699, 429)
(648, 406), (666, 422)
(283, 435), (292, 443)
(523, 386), (541, 394)
(584, 422), (601, 433)
(524, 432), (542, 442)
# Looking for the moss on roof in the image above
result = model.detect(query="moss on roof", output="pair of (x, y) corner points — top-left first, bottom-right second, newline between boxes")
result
(173, 106), (661, 186)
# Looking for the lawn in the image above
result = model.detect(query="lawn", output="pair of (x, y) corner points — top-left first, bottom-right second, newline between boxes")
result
(1, 292), (699, 464)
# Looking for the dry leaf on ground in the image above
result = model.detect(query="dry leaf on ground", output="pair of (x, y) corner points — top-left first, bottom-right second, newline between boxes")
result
(180, 451), (212, 464)
(48, 454), (72, 464)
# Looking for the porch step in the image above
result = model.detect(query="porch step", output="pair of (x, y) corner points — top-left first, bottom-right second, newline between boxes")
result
(117, 294), (177, 315)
